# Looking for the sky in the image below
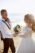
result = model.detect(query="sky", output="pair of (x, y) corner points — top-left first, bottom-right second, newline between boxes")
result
(0, 0), (35, 27)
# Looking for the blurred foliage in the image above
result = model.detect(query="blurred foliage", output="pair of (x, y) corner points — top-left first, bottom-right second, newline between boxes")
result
(14, 25), (21, 34)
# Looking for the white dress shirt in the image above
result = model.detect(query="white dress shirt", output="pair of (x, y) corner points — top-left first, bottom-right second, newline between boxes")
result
(0, 18), (13, 39)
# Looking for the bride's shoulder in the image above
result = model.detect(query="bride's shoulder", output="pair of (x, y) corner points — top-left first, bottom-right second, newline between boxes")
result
(23, 26), (28, 31)
(23, 26), (32, 32)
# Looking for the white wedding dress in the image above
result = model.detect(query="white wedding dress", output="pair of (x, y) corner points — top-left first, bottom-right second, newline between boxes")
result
(16, 26), (35, 53)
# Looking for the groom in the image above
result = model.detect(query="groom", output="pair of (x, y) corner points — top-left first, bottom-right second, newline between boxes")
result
(0, 9), (15, 53)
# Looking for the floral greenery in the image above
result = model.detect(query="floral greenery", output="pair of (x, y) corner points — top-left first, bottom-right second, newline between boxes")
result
(14, 25), (21, 33)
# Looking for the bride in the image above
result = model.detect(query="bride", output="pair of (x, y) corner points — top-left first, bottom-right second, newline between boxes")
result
(16, 14), (35, 53)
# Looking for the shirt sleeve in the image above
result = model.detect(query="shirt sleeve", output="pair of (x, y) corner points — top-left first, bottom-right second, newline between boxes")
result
(0, 21), (2, 38)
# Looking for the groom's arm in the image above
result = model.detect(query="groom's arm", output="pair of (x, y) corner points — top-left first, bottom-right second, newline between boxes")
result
(0, 22), (2, 39)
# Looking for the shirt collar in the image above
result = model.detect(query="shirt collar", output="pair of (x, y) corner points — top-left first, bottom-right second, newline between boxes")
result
(1, 18), (9, 21)
(1, 18), (5, 21)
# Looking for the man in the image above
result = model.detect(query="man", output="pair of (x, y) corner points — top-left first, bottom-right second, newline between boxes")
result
(0, 9), (15, 53)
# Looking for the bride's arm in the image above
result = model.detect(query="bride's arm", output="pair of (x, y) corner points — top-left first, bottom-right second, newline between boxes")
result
(18, 31), (26, 37)
(18, 30), (32, 38)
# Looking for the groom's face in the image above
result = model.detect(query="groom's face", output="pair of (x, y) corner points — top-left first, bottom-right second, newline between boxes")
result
(1, 11), (8, 20)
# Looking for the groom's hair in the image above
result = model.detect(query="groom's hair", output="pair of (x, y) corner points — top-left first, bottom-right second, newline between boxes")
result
(1, 9), (7, 15)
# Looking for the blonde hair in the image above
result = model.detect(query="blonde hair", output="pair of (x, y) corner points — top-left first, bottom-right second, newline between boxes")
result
(24, 14), (35, 32)
(32, 20), (35, 32)
(24, 14), (34, 24)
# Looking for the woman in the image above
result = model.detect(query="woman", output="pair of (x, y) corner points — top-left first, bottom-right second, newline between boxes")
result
(16, 14), (35, 53)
